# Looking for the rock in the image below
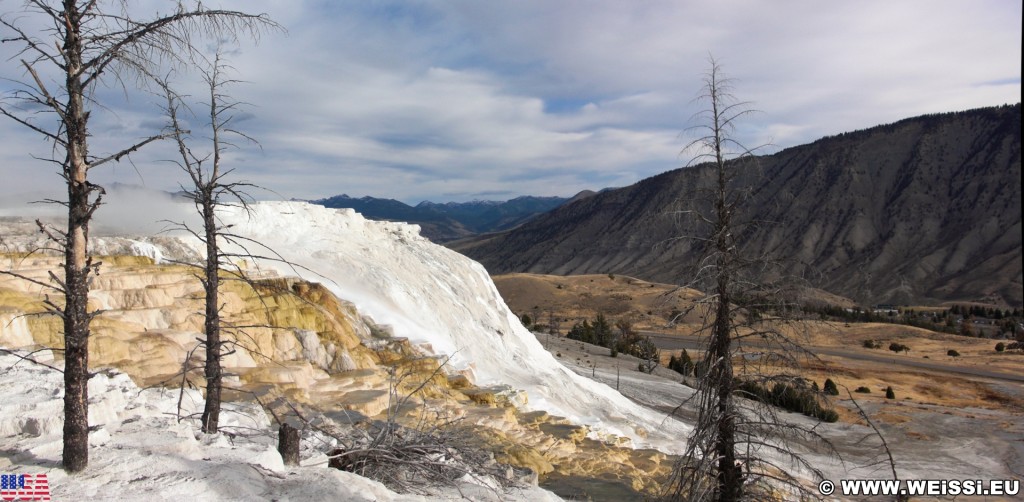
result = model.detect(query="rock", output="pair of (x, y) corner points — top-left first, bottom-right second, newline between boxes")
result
(251, 445), (286, 473)
(89, 426), (111, 446)
(499, 445), (553, 476)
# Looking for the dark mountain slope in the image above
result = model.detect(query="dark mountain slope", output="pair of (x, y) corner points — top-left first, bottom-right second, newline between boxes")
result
(313, 194), (568, 242)
(313, 194), (471, 242)
(453, 105), (1022, 306)
(416, 196), (568, 234)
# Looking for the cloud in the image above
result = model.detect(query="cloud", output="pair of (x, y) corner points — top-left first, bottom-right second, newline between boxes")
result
(0, 0), (1019, 205)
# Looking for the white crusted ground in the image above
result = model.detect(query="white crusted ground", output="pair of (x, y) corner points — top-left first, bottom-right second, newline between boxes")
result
(0, 351), (562, 501)
(212, 201), (691, 451)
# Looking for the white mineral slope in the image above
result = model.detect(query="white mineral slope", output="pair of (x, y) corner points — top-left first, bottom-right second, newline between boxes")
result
(217, 201), (690, 452)
(0, 352), (561, 502)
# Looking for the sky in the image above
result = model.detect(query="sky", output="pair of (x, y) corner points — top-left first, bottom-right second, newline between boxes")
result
(0, 0), (1020, 205)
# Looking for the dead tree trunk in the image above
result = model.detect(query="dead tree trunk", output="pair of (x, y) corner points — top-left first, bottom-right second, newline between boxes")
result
(711, 275), (741, 501)
(61, 3), (94, 472)
(159, 51), (283, 434)
(709, 83), (742, 501)
(278, 423), (300, 466)
(667, 55), (841, 501)
(1, 1), (278, 471)
(200, 195), (222, 433)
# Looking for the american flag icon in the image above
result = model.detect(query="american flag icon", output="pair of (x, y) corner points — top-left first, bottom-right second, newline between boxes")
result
(0, 474), (51, 501)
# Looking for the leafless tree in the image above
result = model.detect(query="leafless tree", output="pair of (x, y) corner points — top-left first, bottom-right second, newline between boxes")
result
(157, 52), (332, 437)
(0, 0), (277, 472)
(665, 56), (838, 501)
(158, 50), (270, 434)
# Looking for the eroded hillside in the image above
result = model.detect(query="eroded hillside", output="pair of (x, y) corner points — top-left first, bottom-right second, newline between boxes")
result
(455, 105), (1023, 306)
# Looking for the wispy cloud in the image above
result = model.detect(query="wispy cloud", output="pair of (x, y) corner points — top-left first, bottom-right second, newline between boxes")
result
(974, 77), (1022, 87)
(0, 0), (1019, 205)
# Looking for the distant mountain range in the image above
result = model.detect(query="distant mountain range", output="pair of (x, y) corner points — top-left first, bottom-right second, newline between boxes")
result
(311, 194), (573, 242)
(452, 104), (1022, 307)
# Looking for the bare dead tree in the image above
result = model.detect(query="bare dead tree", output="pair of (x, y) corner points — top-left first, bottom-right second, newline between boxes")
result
(157, 55), (332, 436)
(665, 56), (838, 501)
(157, 50), (270, 434)
(0, 0), (278, 472)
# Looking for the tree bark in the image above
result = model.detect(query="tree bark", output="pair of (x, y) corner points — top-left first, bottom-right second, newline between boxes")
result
(278, 423), (300, 466)
(3, 0), (278, 474)
(200, 197), (222, 433)
(713, 284), (741, 501)
(709, 61), (742, 501)
(61, 1), (91, 473)
(711, 220), (742, 501)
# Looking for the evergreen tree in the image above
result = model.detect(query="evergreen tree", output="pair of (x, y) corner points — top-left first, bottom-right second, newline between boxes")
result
(593, 313), (613, 348)
(668, 352), (694, 376)
(520, 314), (533, 329)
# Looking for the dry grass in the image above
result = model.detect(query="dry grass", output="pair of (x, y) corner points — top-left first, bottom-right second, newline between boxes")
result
(495, 273), (1024, 427)
(506, 273), (1023, 493)
(806, 321), (1023, 375)
(493, 273), (703, 331)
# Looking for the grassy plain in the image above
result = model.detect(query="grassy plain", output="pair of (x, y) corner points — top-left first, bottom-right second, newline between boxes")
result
(494, 273), (1024, 423)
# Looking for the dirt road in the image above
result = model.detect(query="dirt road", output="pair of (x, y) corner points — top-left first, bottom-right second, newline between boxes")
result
(642, 331), (1024, 383)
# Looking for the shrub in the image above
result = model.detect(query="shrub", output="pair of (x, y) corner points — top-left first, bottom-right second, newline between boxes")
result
(668, 308), (682, 324)
(888, 342), (910, 354)
(947, 349), (960, 357)
(325, 358), (521, 492)
(862, 339), (882, 349)
(959, 320), (975, 337)
(668, 350), (694, 376)
(566, 320), (594, 344)
(735, 379), (839, 423)
(995, 342), (1005, 352)
(885, 386), (895, 399)
(634, 336), (660, 374)
(520, 314), (532, 329)
(823, 378), (839, 396)
(854, 386), (871, 393)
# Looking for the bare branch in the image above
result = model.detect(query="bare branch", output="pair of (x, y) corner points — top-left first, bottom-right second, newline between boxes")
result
(0, 347), (64, 374)
(0, 0), (281, 473)
(89, 132), (174, 168)
(666, 55), (838, 501)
